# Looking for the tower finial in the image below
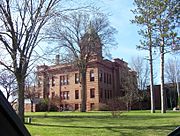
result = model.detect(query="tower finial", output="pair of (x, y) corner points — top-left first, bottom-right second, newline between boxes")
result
(87, 21), (95, 34)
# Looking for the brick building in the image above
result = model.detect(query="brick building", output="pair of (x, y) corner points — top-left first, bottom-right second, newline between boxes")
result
(36, 28), (137, 111)
(36, 58), (137, 111)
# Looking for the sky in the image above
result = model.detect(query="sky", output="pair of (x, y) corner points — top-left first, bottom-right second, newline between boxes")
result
(97, 0), (147, 64)
(0, 0), (178, 85)
(92, 0), (179, 84)
(57, 0), (147, 65)
(97, 0), (179, 63)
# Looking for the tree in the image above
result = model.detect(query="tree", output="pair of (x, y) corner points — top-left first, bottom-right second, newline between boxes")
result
(165, 58), (180, 84)
(24, 71), (40, 112)
(152, 0), (179, 113)
(0, 70), (17, 105)
(120, 69), (138, 111)
(131, 56), (151, 109)
(132, 0), (179, 113)
(131, 0), (157, 113)
(165, 58), (180, 107)
(47, 11), (116, 112)
(0, 0), (60, 121)
(131, 56), (149, 91)
(49, 95), (62, 111)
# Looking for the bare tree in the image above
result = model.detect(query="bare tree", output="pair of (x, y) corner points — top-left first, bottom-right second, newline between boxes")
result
(165, 58), (180, 107)
(47, 11), (117, 112)
(0, 0), (61, 121)
(165, 58), (180, 84)
(0, 70), (17, 105)
(24, 71), (40, 112)
(130, 56), (151, 109)
(131, 56), (149, 91)
(120, 70), (138, 111)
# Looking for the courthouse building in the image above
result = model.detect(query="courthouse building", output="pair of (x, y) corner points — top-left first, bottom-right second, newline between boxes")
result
(36, 28), (137, 111)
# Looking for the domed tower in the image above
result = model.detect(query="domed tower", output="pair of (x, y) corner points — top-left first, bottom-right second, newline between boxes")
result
(80, 24), (103, 61)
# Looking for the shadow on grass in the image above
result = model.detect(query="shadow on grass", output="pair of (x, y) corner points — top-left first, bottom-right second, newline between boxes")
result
(27, 123), (177, 131)
(25, 115), (111, 118)
(25, 114), (179, 120)
(120, 115), (179, 121)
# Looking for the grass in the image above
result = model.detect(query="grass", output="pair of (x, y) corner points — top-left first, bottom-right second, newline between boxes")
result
(25, 110), (180, 136)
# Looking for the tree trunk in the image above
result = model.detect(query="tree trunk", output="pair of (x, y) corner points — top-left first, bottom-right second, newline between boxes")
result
(80, 70), (87, 112)
(17, 76), (25, 122)
(48, 98), (51, 112)
(31, 100), (33, 112)
(177, 83), (180, 100)
(126, 100), (129, 111)
(175, 60), (180, 107)
(160, 45), (166, 113)
(149, 36), (155, 113)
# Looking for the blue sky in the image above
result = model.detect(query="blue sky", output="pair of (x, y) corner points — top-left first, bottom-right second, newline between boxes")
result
(97, 0), (147, 63)
(97, 0), (180, 84)
(97, 0), (179, 63)
(42, 0), (147, 65)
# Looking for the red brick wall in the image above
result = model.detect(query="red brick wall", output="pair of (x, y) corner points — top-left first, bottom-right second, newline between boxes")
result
(37, 58), (137, 111)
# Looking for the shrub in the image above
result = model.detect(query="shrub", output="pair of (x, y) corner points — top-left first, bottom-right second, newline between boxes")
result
(98, 103), (109, 111)
(36, 99), (49, 112)
(111, 111), (123, 118)
(106, 98), (126, 117)
(36, 98), (61, 112)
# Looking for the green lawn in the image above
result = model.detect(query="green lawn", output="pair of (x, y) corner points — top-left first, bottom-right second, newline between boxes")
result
(25, 110), (180, 136)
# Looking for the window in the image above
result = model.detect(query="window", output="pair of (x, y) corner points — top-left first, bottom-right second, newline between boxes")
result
(60, 75), (69, 85)
(100, 88), (103, 99)
(51, 92), (55, 99)
(75, 90), (79, 99)
(60, 92), (63, 99)
(75, 73), (79, 84)
(90, 70), (94, 81)
(107, 90), (110, 99)
(60, 76), (63, 85)
(65, 104), (69, 110)
(75, 104), (79, 110)
(90, 88), (95, 98)
(66, 75), (69, 85)
(104, 89), (108, 99)
(62, 76), (65, 85)
(104, 73), (106, 83)
(52, 76), (55, 86)
(90, 103), (95, 110)
(109, 74), (111, 84)
(105, 90), (111, 99)
(107, 74), (109, 84)
(99, 71), (102, 82)
(61, 91), (69, 100)
(109, 90), (112, 99)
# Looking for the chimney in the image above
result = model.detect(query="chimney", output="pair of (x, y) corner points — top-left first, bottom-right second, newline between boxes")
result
(55, 55), (60, 65)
